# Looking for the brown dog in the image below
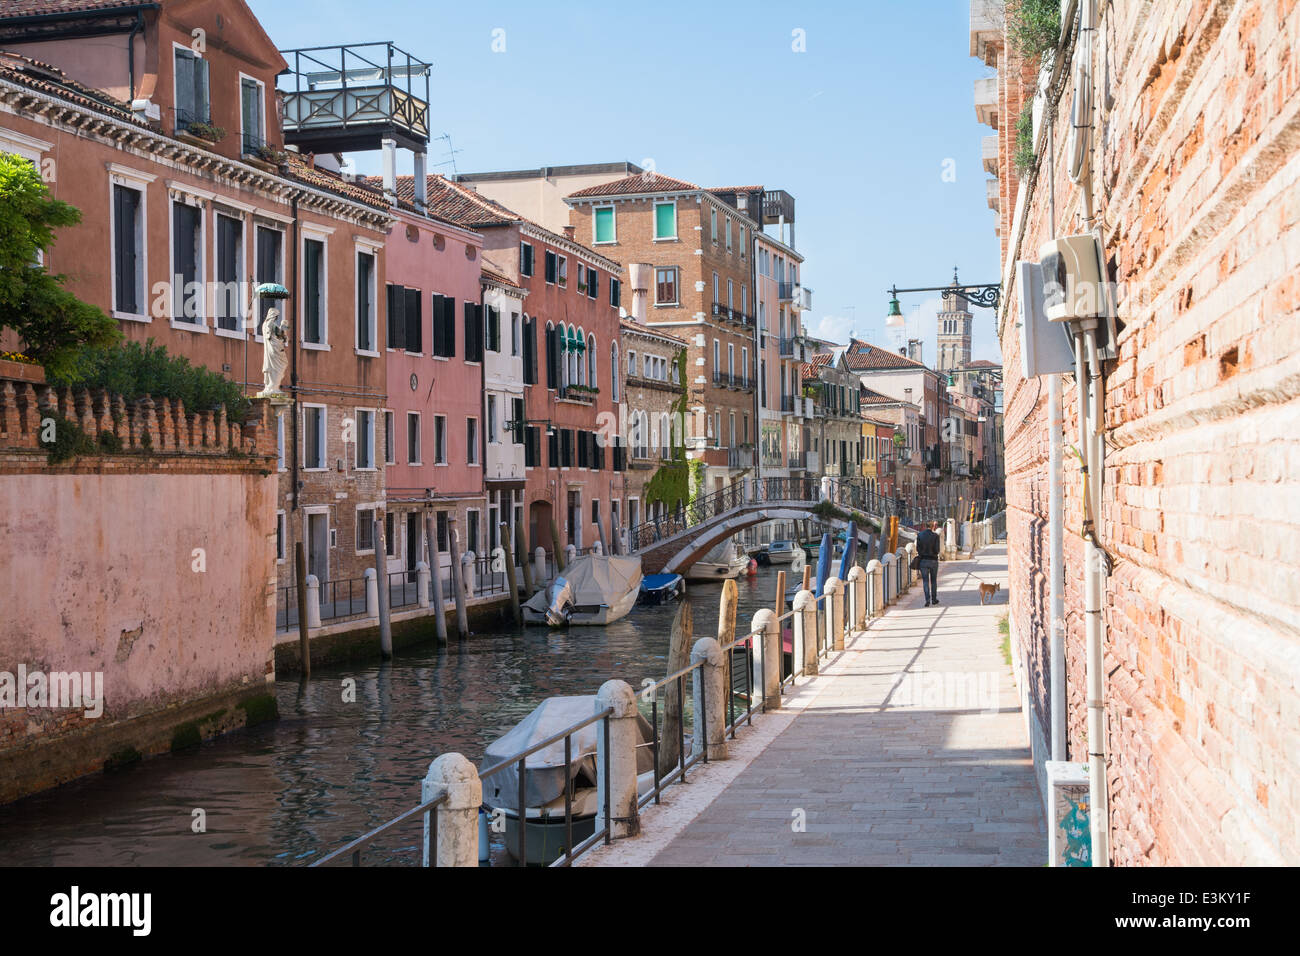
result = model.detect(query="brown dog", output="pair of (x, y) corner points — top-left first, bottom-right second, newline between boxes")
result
(978, 582), (1000, 605)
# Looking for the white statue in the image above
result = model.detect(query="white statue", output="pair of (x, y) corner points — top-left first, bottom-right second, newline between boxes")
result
(259, 306), (288, 397)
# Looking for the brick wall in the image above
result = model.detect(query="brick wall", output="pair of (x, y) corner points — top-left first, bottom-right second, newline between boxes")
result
(996, 0), (1300, 863)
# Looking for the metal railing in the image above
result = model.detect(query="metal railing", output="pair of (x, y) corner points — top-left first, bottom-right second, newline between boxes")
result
(312, 793), (447, 867)
(778, 336), (797, 358)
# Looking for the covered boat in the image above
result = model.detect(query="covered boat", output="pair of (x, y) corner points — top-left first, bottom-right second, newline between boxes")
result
(685, 538), (749, 582)
(479, 695), (656, 865)
(522, 553), (642, 626)
(638, 573), (685, 605)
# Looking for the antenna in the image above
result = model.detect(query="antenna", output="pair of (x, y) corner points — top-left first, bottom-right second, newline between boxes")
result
(430, 132), (462, 176)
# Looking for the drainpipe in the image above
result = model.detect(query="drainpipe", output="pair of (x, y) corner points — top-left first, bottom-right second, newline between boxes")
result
(1047, 100), (1066, 762)
(290, 194), (301, 513)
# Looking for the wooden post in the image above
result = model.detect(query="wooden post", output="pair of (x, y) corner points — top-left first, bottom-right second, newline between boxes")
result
(774, 569), (786, 618)
(717, 578), (738, 647)
(424, 514), (447, 645)
(801, 564), (812, 592)
(294, 541), (311, 678)
(595, 514), (609, 555)
(550, 518), (565, 573)
(658, 599), (692, 778)
(447, 519), (469, 639)
(519, 518), (535, 595)
(500, 521), (522, 628)
(373, 518), (392, 659)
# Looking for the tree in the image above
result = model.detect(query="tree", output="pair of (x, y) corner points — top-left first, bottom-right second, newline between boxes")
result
(0, 153), (120, 379)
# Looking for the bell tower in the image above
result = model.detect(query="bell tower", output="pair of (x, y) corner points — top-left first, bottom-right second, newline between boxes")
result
(937, 269), (972, 373)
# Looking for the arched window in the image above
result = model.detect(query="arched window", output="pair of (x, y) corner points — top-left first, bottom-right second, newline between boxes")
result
(611, 344), (620, 403)
(659, 413), (670, 458)
(588, 334), (597, 388)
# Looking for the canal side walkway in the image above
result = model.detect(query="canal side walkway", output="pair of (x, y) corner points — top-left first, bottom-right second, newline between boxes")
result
(579, 543), (1047, 866)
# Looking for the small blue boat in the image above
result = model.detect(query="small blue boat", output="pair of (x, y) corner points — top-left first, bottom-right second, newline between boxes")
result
(638, 573), (686, 605)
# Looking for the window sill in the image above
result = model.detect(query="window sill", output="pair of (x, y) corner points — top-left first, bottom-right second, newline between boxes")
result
(653, 237), (679, 243)
(302, 342), (330, 351)
(170, 318), (208, 333)
(356, 349), (380, 358)
(355, 466), (377, 472)
(215, 327), (247, 340)
(113, 310), (150, 323)
(302, 466), (328, 472)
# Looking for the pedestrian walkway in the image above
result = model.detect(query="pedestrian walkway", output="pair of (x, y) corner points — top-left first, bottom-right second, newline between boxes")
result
(586, 543), (1046, 866)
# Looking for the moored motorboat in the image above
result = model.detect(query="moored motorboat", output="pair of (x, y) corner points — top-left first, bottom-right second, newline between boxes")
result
(685, 538), (749, 582)
(522, 553), (642, 626)
(638, 573), (686, 605)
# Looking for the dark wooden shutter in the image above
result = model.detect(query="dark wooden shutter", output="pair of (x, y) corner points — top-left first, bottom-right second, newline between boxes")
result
(387, 284), (405, 350)
(357, 252), (373, 351)
(545, 251), (556, 283)
(194, 56), (210, 122)
(512, 398), (524, 444)
(405, 287), (422, 353)
(175, 50), (195, 126)
(303, 238), (322, 342)
(545, 325), (556, 389)
(589, 269), (598, 300)
(475, 303), (485, 361)
(113, 185), (139, 314)
(522, 317), (536, 384)
(548, 429), (559, 468)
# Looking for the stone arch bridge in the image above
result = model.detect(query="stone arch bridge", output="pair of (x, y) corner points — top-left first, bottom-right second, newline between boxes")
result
(628, 477), (920, 575)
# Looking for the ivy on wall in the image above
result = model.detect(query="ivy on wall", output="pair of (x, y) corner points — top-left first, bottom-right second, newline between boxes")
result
(643, 347), (697, 513)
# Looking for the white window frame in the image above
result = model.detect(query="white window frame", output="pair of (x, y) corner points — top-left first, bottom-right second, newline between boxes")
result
(212, 208), (247, 339)
(383, 410), (396, 465)
(300, 226), (331, 350)
(355, 407), (377, 470)
(355, 503), (380, 556)
(171, 41), (209, 131)
(106, 165), (153, 322)
(302, 403), (327, 471)
(653, 200), (678, 241)
(486, 395), (498, 445)
(238, 72), (266, 155)
(168, 192), (208, 332)
(355, 241), (381, 356)
(593, 204), (616, 245)
(433, 413), (447, 465)
(252, 221), (285, 343)
(467, 416), (480, 465)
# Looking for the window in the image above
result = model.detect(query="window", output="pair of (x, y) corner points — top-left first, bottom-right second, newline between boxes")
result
(276, 511), (286, 562)
(304, 405), (326, 469)
(171, 200), (203, 324)
(727, 278), (734, 311)
(276, 411), (285, 471)
(467, 418), (479, 465)
(388, 285), (423, 352)
(654, 201), (676, 240)
(525, 426), (541, 467)
(655, 267), (677, 305)
(462, 301), (483, 361)
(173, 47), (209, 132)
(740, 226), (747, 258)
(303, 237), (326, 345)
(486, 305), (500, 353)
(557, 256), (568, 287)
(587, 334), (597, 385)
(356, 409), (375, 469)
(356, 250), (376, 352)
(431, 293), (456, 357)
(545, 322), (559, 389)
(357, 509), (375, 552)
(255, 226), (283, 328)
(627, 350), (636, 380)
(240, 76), (265, 154)
(712, 272), (719, 307)
(511, 398), (524, 444)
(407, 412), (422, 465)
(511, 314), (520, 356)
(520, 241), (534, 277)
(713, 339), (720, 375)
(742, 347), (748, 386)
(523, 316), (537, 384)
(725, 217), (732, 251)
(384, 410), (395, 464)
(609, 277), (621, 308)
(544, 250), (557, 284)
(728, 344), (735, 378)
(594, 206), (615, 244)
(386, 512), (397, 557)
(112, 184), (144, 317)
(611, 345), (620, 403)
(434, 415), (447, 464)
(587, 268), (598, 300)
(487, 395), (498, 444)
(436, 511), (449, 552)
(466, 510), (480, 557)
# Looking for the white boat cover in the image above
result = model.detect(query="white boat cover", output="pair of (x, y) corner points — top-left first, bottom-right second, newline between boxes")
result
(480, 694), (654, 811)
(555, 554), (643, 608)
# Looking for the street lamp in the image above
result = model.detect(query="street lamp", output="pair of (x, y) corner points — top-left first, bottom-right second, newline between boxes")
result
(885, 267), (1001, 316)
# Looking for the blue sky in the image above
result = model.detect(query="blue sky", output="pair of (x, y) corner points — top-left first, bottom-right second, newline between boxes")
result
(251, 0), (1003, 364)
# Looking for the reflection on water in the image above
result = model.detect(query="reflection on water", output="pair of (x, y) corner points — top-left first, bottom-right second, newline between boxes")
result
(0, 565), (791, 867)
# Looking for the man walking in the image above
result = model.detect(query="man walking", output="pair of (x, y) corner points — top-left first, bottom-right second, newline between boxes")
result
(917, 520), (941, 607)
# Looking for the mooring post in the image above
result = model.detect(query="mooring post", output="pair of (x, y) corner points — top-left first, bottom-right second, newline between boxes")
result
(424, 514), (448, 645)
(500, 522), (522, 627)
(294, 542), (311, 677)
(774, 569), (786, 618)
(794, 589), (817, 676)
(895, 548), (908, 594)
(518, 521), (535, 595)
(716, 578), (738, 647)
(364, 568), (379, 620)
(691, 637), (728, 761)
(866, 558), (883, 616)
(534, 546), (547, 586)
(595, 680), (640, 839)
(416, 561), (430, 609)
(751, 608), (780, 710)
(881, 553), (896, 605)
(550, 519), (565, 572)
(421, 753), (482, 867)
(825, 576), (845, 651)
(659, 600), (692, 777)
(847, 565), (867, 631)
(305, 573), (322, 630)
(373, 518), (392, 659)
(447, 521), (469, 639)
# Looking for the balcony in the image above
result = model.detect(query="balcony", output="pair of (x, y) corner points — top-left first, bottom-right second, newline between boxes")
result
(778, 336), (797, 358)
(974, 75), (998, 129)
(278, 42), (431, 153)
(777, 281), (795, 301)
(986, 179), (1000, 213)
(970, 0), (1005, 65)
(780, 395), (796, 413)
(557, 385), (595, 404)
(728, 445), (756, 470)
(728, 373), (753, 392)
(982, 134), (999, 175)
(794, 286), (812, 313)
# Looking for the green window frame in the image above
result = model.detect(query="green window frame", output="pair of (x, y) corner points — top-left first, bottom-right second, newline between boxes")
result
(594, 207), (615, 244)
(654, 201), (676, 240)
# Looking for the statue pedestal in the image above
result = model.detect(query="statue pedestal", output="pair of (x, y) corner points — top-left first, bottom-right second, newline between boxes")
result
(256, 390), (291, 405)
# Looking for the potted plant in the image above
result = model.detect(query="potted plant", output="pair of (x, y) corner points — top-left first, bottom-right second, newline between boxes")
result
(182, 121), (226, 145)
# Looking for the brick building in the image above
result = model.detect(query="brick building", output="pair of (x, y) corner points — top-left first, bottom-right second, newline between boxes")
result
(564, 173), (760, 497)
(0, 1), (394, 594)
(974, 0), (1300, 863)
(618, 317), (688, 531)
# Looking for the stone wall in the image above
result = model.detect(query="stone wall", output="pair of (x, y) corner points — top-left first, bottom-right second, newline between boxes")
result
(0, 378), (280, 803)
(994, 0), (1300, 863)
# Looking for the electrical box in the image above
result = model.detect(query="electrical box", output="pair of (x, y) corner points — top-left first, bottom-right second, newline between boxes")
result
(1040, 234), (1104, 322)
(1017, 261), (1075, 377)
(1046, 760), (1092, 866)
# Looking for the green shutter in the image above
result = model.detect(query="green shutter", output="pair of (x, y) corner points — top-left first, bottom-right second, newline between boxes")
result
(595, 207), (614, 243)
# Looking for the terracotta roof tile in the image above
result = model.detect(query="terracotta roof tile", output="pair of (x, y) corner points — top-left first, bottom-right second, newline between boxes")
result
(707, 185), (764, 194)
(842, 337), (930, 372)
(860, 387), (902, 405)
(0, 49), (138, 120)
(0, 1), (150, 17)
(284, 154), (388, 209)
(566, 171), (700, 199)
(366, 174), (523, 228)
(480, 266), (522, 290)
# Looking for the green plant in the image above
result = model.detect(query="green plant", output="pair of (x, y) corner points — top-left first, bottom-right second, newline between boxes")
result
(97, 430), (123, 453)
(183, 120), (226, 143)
(40, 412), (95, 464)
(52, 338), (250, 423)
(1014, 101), (1037, 175)
(1006, 0), (1061, 59)
(0, 155), (121, 380)
(644, 347), (695, 513)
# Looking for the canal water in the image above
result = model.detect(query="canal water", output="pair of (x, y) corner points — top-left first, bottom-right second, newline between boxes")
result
(0, 563), (796, 867)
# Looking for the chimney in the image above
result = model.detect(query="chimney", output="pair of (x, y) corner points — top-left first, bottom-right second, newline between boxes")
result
(628, 263), (652, 323)
(563, 225), (576, 240)
(907, 338), (923, 362)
